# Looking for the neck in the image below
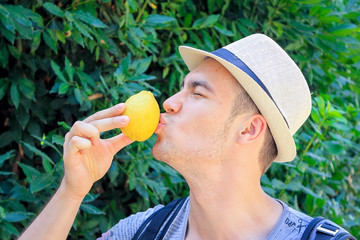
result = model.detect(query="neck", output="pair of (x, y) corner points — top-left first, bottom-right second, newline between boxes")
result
(184, 159), (283, 240)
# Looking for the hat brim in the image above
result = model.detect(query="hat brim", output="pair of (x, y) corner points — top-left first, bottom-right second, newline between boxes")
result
(179, 46), (296, 163)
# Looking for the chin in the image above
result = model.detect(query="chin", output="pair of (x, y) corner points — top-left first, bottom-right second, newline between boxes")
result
(152, 138), (175, 165)
(152, 137), (162, 161)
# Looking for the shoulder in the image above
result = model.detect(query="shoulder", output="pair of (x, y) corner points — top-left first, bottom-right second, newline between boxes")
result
(97, 203), (165, 240)
(268, 200), (313, 240)
(306, 217), (355, 240)
(268, 200), (354, 240)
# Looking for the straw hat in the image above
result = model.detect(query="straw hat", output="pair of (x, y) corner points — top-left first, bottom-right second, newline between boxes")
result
(179, 33), (312, 163)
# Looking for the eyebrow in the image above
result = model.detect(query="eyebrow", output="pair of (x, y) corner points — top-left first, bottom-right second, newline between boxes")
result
(181, 78), (215, 94)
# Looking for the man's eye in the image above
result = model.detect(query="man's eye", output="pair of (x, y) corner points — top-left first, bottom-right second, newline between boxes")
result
(193, 92), (204, 97)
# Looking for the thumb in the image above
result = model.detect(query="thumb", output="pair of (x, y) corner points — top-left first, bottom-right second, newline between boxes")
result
(106, 133), (134, 155)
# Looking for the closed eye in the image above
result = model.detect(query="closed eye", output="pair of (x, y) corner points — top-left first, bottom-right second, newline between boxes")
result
(193, 91), (204, 97)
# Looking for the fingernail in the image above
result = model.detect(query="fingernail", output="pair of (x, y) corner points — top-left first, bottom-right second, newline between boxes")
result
(121, 116), (129, 123)
(115, 103), (125, 110)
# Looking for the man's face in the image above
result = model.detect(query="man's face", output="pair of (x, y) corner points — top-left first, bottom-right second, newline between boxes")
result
(153, 58), (243, 177)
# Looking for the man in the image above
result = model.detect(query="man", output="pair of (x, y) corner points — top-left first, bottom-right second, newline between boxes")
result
(20, 34), (353, 239)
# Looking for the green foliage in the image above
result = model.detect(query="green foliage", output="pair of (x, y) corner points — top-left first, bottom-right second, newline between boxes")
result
(0, 0), (359, 238)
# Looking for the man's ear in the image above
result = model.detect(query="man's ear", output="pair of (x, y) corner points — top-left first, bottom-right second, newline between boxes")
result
(237, 114), (266, 144)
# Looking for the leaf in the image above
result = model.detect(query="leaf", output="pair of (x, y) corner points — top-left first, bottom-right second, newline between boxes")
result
(31, 30), (41, 52)
(51, 60), (67, 82)
(31, 134), (62, 158)
(285, 41), (302, 51)
(18, 78), (35, 100)
(83, 193), (100, 203)
(306, 167), (331, 178)
(52, 134), (64, 146)
(284, 181), (302, 191)
(329, 23), (360, 36)
(7, 45), (21, 59)
(0, 45), (9, 68)
(0, 4), (9, 18)
(22, 141), (54, 165)
(144, 14), (176, 28)
(4, 212), (29, 222)
(314, 96), (326, 116)
(121, 54), (131, 73)
(5, 5), (32, 27)
(0, 131), (13, 148)
(301, 185), (322, 199)
(0, 12), (15, 33)
(57, 121), (71, 131)
(0, 171), (14, 176)
(95, 45), (100, 61)
(80, 203), (105, 215)
(0, 150), (15, 168)
(74, 88), (83, 105)
(271, 179), (286, 189)
(55, 29), (66, 44)
(128, 74), (156, 82)
(59, 83), (70, 94)
(0, 80), (8, 100)
(131, 56), (152, 74)
(0, 23), (15, 43)
(74, 10), (107, 28)
(214, 23), (234, 36)
(17, 162), (41, 183)
(0, 221), (19, 235)
(74, 20), (93, 39)
(108, 161), (120, 184)
(16, 105), (30, 128)
(43, 2), (64, 17)
(294, 0), (322, 3)
(192, 14), (220, 28)
(42, 157), (52, 173)
(135, 183), (149, 200)
(43, 30), (58, 53)
(0, 206), (5, 218)
(126, 0), (138, 12)
(10, 83), (20, 109)
(71, 29), (84, 47)
(64, 57), (75, 82)
(10, 184), (36, 202)
(30, 173), (54, 193)
(322, 141), (345, 155)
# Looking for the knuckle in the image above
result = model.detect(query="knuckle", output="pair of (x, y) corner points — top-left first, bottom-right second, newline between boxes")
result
(92, 112), (101, 121)
(73, 121), (82, 129)
(69, 136), (79, 145)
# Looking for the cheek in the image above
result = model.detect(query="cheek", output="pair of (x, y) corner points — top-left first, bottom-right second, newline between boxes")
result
(178, 108), (220, 139)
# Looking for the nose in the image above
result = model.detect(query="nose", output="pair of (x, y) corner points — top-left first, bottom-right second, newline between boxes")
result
(163, 92), (182, 113)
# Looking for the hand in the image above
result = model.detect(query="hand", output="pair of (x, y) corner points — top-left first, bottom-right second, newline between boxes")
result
(62, 103), (134, 200)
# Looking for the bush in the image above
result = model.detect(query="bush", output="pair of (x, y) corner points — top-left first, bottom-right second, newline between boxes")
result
(0, 0), (359, 238)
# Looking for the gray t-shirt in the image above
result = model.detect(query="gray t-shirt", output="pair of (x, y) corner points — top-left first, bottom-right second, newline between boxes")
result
(98, 197), (351, 239)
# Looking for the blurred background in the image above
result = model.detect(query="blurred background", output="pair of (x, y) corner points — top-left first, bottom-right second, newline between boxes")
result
(0, 0), (359, 238)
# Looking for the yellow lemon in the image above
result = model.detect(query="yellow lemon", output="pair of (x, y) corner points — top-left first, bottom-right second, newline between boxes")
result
(121, 91), (160, 141)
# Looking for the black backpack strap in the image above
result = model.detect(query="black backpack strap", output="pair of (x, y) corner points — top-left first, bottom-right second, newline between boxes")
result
(301, 216), (357, 240)
(301, 217), (325, 240)
(156, 197), (187, 240)
(132, 197), (187, 240)
(335, 232), (357, 240)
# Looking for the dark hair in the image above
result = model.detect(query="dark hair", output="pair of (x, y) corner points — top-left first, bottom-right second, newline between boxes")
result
(229, 80), (278, 174)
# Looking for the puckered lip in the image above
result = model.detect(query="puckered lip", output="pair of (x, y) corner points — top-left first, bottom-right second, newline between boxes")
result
(155, 114), (166, 134)
(159, 114), (166, 125)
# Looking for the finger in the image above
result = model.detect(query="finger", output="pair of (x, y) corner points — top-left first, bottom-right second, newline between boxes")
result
(68, 136), (92, 156)
(68, 121), (100, 141)
(83, 103), (126, 123)
(106, 133), (134, 155)
(90, 115), (130, 133)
